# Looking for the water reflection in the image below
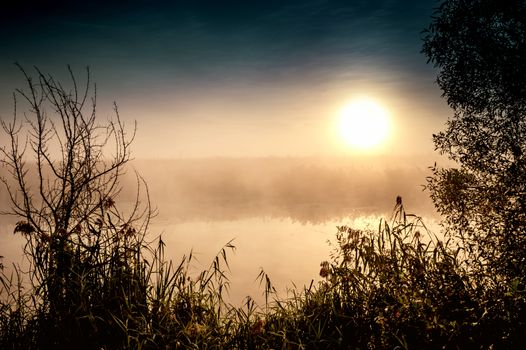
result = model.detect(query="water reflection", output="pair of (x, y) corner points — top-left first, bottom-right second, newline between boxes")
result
(1, 213), (440, 306)
(150, 212), (439, 306)
(0, 157), (441, 305)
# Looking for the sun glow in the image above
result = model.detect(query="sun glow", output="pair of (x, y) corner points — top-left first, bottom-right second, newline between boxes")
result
(338, 98), (390, 151)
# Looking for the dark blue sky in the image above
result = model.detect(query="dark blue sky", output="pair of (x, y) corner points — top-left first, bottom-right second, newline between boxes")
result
(2, 1), (434, 80)
(0, 0), (449, 158)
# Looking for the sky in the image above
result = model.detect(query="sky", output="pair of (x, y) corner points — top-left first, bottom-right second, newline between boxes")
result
(0, 0), (451, 159)
(0, 1), (449, 304)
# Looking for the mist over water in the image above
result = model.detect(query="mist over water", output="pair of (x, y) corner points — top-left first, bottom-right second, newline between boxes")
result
(1, 156), (440, 305)
(134, 156), (439, 304)
(130, 156), (437, 223)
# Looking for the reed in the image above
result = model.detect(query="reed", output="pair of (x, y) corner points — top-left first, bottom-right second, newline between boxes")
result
(2, 198), (526, 349)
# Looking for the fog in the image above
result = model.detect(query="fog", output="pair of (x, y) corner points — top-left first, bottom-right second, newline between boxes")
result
(129, 156), (438, 223)
(1, 156), (442, 305)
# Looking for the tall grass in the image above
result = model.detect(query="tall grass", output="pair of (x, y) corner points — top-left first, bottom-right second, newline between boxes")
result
(1, 199), (525, 349)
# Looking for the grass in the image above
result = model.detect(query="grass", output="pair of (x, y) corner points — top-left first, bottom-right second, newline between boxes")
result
(1, 200), (525, 349)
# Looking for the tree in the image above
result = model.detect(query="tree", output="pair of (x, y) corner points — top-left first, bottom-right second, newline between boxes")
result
(0, 65), (153, 347)
(422, 0), (526, 281)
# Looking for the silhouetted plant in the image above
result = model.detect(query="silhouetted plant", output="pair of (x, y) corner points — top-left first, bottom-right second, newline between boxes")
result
(0, 65), (157, 347)
(422, 0), (526, 345)
(423, 0), (526, 283)
(253, 200), (477, 349)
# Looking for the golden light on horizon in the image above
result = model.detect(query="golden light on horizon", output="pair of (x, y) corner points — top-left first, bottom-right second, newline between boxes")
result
(338, 97), (390, 151)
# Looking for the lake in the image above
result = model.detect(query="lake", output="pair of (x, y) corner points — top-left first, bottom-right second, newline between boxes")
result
(0, 157), (441, 306)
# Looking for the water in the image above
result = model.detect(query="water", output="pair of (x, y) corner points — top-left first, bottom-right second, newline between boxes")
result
(0, 157), (441, 306)
(2, 212), (424, 305)
(151, 214), (390, 305)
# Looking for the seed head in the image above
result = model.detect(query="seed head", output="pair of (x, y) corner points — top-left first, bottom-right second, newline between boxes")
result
(319, 261), (330, 278)
(14, 221), (35, 235)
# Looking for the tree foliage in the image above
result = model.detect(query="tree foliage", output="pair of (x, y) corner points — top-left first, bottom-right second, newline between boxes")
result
(423, 0), (526, 280)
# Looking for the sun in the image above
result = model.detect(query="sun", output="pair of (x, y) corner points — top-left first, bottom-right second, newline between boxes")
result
(338, 98), (390, 150)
